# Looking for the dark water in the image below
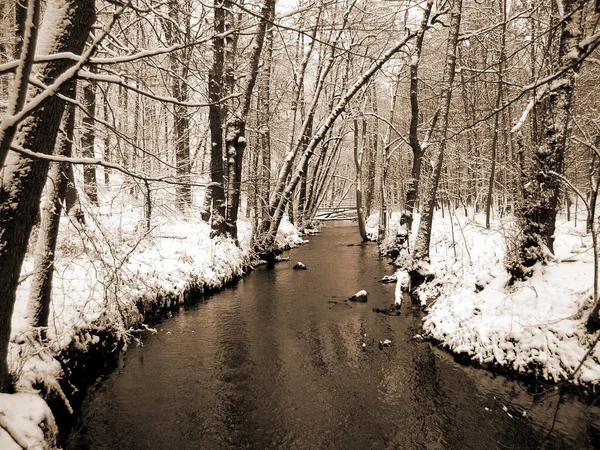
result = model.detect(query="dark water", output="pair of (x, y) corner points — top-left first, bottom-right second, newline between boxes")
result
(68, 226), (600, 450)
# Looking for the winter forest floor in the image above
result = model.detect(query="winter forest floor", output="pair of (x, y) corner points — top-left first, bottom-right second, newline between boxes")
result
(0, 188), (599, 448)
(0, 180), (304, 449)
(390, 209), (600, 389)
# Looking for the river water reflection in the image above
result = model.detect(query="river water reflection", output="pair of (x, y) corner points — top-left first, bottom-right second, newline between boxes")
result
(67, 226), (600, 449)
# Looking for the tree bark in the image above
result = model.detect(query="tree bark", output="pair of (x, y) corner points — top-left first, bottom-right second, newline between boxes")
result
(81, 78), (98, 205)
(0, 0), (94, 392)
(405, 0), (434, 229)
(27, 104), (76, 337)
(511, 0), (585, 278)
(485, 0), (507, 229)
(379, 71), (402, 241)
(354, 117), (367, 241)
(365, 83), (378, 219)
(413, 0), (462, 261)
(203, 0), (227, 234)
(164, 0), (192, 211)
(256, 2), (275, 229)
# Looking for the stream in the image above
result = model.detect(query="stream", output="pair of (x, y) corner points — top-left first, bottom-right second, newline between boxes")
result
(67, 225), (600, 449)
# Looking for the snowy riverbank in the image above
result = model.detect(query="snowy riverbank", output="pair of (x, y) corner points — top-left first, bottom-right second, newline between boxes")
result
(0, 192), (303, 448)
(396, 211), (600, 388)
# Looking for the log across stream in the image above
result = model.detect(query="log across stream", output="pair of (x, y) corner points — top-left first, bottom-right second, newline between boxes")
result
(67, 226), (600, 449)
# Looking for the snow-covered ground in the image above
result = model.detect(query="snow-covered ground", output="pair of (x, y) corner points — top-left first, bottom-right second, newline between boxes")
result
(1, 179), (304, 449)
(390, 209), (600, 386)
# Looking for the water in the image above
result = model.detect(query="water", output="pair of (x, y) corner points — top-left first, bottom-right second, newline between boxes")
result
(67, 226), (600, 449)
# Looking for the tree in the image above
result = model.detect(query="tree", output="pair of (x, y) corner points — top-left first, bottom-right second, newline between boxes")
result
(353, 115), (368, 241)
(0, 0), (95, 392)
(413, 0), (462, 262)
(256, 28), (418, 255)
(162, 0), (193, 210)
(405, 0), (435, 230)
(508, 0), (587, 279)
(485, 0), (507, 229)
(27, 103), (77, 338)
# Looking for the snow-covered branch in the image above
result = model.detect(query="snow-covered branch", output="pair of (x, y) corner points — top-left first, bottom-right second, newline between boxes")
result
(0, 2), (130, 146)
(9, 144), (213, 188)
(511, 84), (549, 133)
(76, 70), (242, 108)
(548, 170), (590, 211)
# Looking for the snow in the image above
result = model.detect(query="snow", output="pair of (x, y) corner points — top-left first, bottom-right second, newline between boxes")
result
(394, 271), (412, 308)
(409, 209), (600, 385)
(0, 393), (57, 449)
(4, 175), (304, 448)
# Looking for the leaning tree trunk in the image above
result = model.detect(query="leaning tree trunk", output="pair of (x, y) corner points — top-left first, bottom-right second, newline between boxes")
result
(413, 0), (462, 262)
(0, 0), (95, 392)
(27, 104), (76, 339)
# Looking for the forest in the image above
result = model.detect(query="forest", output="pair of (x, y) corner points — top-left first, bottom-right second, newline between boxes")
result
(1, 0), (600, 448)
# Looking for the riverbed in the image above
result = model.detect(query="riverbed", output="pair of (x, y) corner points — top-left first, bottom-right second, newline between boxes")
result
(67, 226), (600, 449)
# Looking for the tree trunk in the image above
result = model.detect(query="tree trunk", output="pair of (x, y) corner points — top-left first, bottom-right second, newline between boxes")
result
(27, 104), (75, 337)
(587, 137), (600, 233)
(0, 0), (41, 168)
(405, 0), (434, 229)
(102, 84), (111, 185)
(224, 119), (247, 241)
(379, 71), (401, 241)
(256, 8), (274, 229)
(0, 0), (94, 392)
(81, 79), (98, 205)
(485, 0), (507, 229)
(64, 162), (85, 224)
(203, 0), (227, 234)
(164, 0), (192, 211)
(353, 117), (367, 241)
(511, 0), (584, 278)
(413, 0), (462, 262)
(365, 83), (378, 219)
(296, 112), (314, 229)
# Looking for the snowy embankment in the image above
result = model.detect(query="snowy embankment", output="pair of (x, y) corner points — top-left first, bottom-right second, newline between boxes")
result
(0, 184), (304, 449)
(391, 210), (599, 386)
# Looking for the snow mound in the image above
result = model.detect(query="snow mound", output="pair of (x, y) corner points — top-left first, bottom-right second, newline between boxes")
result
(420, 214), (600, 385)
(0, 393), (57, 450)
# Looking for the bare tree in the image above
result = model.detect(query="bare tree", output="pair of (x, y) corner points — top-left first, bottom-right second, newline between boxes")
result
(413, 0), (463, 262)
(0, 0), (95, 392)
